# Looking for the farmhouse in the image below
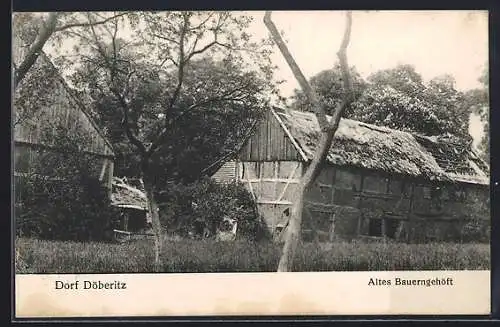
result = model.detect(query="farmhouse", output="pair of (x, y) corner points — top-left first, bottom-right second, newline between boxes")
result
(13, 37), (115, 201)
(213, 107), (490, 243)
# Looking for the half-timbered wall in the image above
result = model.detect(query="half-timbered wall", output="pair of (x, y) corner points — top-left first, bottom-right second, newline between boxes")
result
(238, 161), (303, 231)
(234, 157), (489, 242)
(302, 164), (489, 243)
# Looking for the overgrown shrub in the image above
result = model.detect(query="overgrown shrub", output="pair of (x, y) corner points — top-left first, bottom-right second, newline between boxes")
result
(156, 177), (270, 241)
(15, 120), (119, 241)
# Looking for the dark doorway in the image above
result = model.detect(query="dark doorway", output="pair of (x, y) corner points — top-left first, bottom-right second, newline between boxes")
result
(368, 218), (383, 237)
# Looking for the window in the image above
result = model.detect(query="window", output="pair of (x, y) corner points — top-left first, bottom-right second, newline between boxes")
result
(366, 217), (402, 239)
(368, 218), (383, 237)
(423, 186), (432, 199)
(385, 218), (401, 239)
(388, 179), (402, 195)
(450, 185), (467, 202)
(363, 173), (387, 194)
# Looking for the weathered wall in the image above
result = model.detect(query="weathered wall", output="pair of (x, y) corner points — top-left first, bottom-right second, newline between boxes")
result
(238, 161), (302, 232)
(237, 159), (490, 243)
(13, 52), (114, 158)
(232, 107), (489, 243)
(238, 110), (302, 162)
(303, 164), (490, 243)
(13, 47), (114, 201)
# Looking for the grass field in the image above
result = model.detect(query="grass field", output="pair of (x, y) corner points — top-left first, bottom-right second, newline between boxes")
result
(15, 237), (490, 274)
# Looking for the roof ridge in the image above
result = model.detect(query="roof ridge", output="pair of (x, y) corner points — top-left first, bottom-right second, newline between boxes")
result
(270, 106), (488, 185)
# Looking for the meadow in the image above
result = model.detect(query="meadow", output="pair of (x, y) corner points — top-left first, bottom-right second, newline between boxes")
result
(15, 237), (490, 274)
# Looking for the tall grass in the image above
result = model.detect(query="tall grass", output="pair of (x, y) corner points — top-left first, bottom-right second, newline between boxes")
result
(15, 237), (490, 274)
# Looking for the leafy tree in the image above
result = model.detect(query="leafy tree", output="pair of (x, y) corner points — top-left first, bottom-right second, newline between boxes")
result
(464, 65), (489, 161)
(67, 11), (278, 271)
(75, 57), (268, 184)
(367, 64), (425, 98)
(12, 12), (127, 89)
(350, 65), (472, 142)
(349, 84), (446, 135)
(290, 64), (366, 116)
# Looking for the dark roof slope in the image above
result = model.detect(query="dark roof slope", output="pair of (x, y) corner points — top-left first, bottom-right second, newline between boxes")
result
(272, 107), (488, 185)
(13, 37), (114, 157)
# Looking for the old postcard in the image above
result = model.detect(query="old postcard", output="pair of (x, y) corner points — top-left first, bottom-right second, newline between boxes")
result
(13, 10), (490, 318)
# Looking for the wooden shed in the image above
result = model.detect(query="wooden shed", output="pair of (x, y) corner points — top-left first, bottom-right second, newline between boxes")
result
(13, 37), (115, 198)
(213, 107), (490, 243)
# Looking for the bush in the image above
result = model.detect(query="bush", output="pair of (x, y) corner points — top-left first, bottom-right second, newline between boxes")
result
(156, 177), (270, 241)
(15, 120), (119, 242)
(16, 174), (120, 241)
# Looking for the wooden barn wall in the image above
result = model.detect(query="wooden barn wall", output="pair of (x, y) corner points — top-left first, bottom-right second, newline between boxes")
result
(236, 157), (490, 243)
(301, 164), (490, 243)
(13, 53), (113, 158)
(238, 110), (302, 162)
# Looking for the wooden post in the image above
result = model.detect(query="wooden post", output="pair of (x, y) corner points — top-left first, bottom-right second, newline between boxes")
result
(405, 181), (415, 243)
(107, 159), (114, 200)
(381, 217), (387, 240)
(329, 211), (336, 242)
(99, 159), (108, 182)
(356, 174), (365, 236)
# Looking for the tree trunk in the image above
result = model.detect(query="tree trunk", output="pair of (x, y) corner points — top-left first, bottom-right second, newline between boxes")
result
(14, 12), (59, 89)
(277, 132), (336, 271)
(277, 184), (305, 271)
(265, 11), (353, 272)
(142, 173), (162, 273)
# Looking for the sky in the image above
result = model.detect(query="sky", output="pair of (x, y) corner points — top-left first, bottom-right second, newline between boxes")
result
(244, 10), (488, 98)
(40, 10), (488, 146)
(242, 11), (488, 146)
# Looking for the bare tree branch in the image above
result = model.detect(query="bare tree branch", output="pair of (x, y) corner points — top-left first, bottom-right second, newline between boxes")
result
(263, 11), (330, 131)
(14, 12), (127, 89)
(163, 13), (189, 118)
(87, 13), (147, 156)
(53, 12), (128, 32)
(14, 12), (59, 89)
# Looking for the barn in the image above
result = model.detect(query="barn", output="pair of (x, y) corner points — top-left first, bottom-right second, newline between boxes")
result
(13, 37), (115, 201)
(213, 107), (490, 243)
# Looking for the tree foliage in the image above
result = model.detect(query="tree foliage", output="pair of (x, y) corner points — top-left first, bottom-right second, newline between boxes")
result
(71, 36), (272, 186)
(464, 65), (489, 161)
(294, 63), (475, 144)
(156, 178), (269, 241)
(290, 64), (366, 116)
(15, 119), (119, 241)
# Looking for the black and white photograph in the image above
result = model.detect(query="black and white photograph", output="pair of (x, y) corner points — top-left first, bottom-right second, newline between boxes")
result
(13, 9), (490, 273)
(13, 9), (491, 318)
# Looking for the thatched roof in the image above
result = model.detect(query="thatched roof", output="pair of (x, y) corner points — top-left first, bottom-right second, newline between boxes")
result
(272, 107), (489, 185)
